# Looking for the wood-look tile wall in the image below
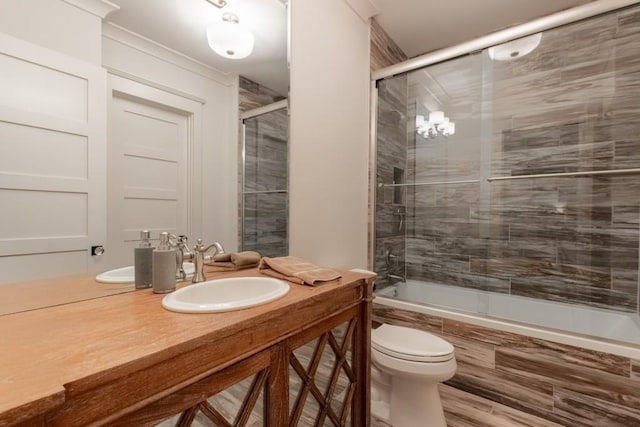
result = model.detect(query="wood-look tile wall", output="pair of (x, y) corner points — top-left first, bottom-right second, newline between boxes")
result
(371, 5), (640, 427)
(238, 76), (285, 114)
(371, 17), (409, 287)
(373, 304), (640, 426)
(238, 77), (287, 253)
(242, 108), (288, 257)
(370, 18), (407, 72)
(381, 5), (640, 312)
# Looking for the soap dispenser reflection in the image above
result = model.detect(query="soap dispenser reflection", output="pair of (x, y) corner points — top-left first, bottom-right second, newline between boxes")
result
(134, 230), (154, 289)
(152, 232), (177, 294)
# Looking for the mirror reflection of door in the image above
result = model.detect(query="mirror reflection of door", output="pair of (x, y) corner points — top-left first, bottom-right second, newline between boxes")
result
(107, 78), (191, 269)
(0, 35), (106, 284)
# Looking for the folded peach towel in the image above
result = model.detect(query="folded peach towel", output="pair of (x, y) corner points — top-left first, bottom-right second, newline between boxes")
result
(208, 251), (261, 271)
(258, 256), (342, 286)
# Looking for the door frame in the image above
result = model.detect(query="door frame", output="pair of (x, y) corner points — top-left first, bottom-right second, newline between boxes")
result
(106, 74), (204, 267)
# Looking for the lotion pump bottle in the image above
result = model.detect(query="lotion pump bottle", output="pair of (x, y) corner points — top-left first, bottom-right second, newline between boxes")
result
(152, 232), (177, 294)
(134, 230), (154, 289)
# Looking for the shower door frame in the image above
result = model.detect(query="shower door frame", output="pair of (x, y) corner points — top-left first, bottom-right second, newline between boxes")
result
(240, 99), (289, 254)
(368, 0), (640, 269)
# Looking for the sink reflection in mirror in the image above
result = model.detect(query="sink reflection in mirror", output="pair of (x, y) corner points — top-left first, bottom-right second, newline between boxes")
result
(162, 277), (290, 313)
(96, 262), (195, 284)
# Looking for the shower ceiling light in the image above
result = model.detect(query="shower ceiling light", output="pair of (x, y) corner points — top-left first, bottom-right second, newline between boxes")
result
(207, 12), (255, 59)
(488, 33), (543, 61)
(416, 111), (455, 139)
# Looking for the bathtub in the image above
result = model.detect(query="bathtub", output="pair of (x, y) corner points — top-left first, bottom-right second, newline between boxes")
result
(375, 280), (640, 358)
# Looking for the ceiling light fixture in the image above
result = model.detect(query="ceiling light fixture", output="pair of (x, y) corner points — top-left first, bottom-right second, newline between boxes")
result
(204, 0), (229, 9)
(488, 33), (543, 61)
(207, 12), (255, 59)
(416, 111), (455, 139)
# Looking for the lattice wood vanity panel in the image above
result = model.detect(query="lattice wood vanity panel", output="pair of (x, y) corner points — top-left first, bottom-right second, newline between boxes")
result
(141, 307), (363, 427)
(289, 320), (356, 426)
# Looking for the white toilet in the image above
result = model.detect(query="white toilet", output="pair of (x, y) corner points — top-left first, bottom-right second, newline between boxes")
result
(371, 323), (457, 427)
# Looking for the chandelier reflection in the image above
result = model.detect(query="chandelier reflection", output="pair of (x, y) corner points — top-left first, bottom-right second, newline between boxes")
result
(416, 111), (455, 139)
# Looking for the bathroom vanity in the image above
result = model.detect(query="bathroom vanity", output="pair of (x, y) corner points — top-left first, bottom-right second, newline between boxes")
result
(0, 268), (374, 426)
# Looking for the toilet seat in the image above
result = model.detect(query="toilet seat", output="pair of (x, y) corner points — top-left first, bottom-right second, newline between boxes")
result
(372, 324), (454, 363)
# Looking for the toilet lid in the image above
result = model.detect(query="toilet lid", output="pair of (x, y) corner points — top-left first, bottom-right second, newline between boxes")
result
(372, 324), (454, 363)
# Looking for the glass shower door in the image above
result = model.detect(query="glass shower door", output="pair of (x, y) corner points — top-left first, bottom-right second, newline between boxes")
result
(241, 106), (288, 257)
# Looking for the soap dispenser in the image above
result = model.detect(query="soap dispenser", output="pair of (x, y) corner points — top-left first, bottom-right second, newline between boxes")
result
(152, 232), (177, 294)
(134, 230), (154, 289)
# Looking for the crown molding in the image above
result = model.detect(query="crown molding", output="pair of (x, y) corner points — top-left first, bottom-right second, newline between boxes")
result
(344, 0), (379, 22)
(102, 22), (234, 86)
(62, 0), (120, 19)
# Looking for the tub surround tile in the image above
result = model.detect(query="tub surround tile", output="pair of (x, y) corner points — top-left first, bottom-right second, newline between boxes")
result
(404, 251), (468, 274)
(375, 305), (640, 426)
(375, 203), (406, 239)
(510, 340), (631, 378)
(510, 276), (637, 312)
(410, 220), (509, 240)
(442, 318), (631, 377)
(440, 384), (493, 416)
(496, 348), (640, 410)
(374, 237), (405, 289)
(448, 361), (555, 413)
(553, 387), (640, 427)
(441, 385), (566, 427)
(444, 334), (495, 370)
(375, 73), (408, 289)
(406, 262), (511, 293)
(395, 4), (640, 313)
(631, 360), (640, 381)
(488, 405), (568, 427)
(373, 4), (640, 427)
(372, 303), (442, 333)
(469, 258), (557, 278)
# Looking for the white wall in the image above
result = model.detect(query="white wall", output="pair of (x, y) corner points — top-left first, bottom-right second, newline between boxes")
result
(288, 0), (370, 269)
(102, 24), (239, 252)
(0, 0), (102, 64)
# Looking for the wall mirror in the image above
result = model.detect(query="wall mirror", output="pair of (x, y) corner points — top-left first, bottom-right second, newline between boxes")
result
(0, 0), (288, 314)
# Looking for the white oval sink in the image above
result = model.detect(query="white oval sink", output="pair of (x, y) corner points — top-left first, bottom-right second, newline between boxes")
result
(96, 262), (195, 284)
(162, 277), (290, 313)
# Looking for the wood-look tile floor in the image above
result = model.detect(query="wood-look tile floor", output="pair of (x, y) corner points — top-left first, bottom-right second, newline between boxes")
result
(372, 384), (562, 427)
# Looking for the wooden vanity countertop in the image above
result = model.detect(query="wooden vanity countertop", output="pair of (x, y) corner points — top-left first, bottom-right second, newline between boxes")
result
(0, 267), (374, 425)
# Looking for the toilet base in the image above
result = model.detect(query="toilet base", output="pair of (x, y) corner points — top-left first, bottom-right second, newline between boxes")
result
(371, 365), (391, 421)
(389, 378), (446, 427)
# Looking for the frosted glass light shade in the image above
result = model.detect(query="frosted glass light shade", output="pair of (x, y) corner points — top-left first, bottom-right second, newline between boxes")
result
(429, 111), (445, 125)
(207, 14), (254, 59)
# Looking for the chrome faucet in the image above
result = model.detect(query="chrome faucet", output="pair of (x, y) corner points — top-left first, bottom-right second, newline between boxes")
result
(171, 235), (192, 281)
(192, 239), (225, 283)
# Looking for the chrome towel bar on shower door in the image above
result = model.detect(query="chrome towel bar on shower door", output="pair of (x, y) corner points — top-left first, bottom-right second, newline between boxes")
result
(378, 179), (480, 188)
(378, 168), (640, 188)
(242, 190), (288, 195)
(486, 168), (640, 181)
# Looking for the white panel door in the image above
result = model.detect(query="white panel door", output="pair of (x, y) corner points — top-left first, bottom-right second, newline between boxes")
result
(0, 33), (106, 285)
(107, 91), (189, 268)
